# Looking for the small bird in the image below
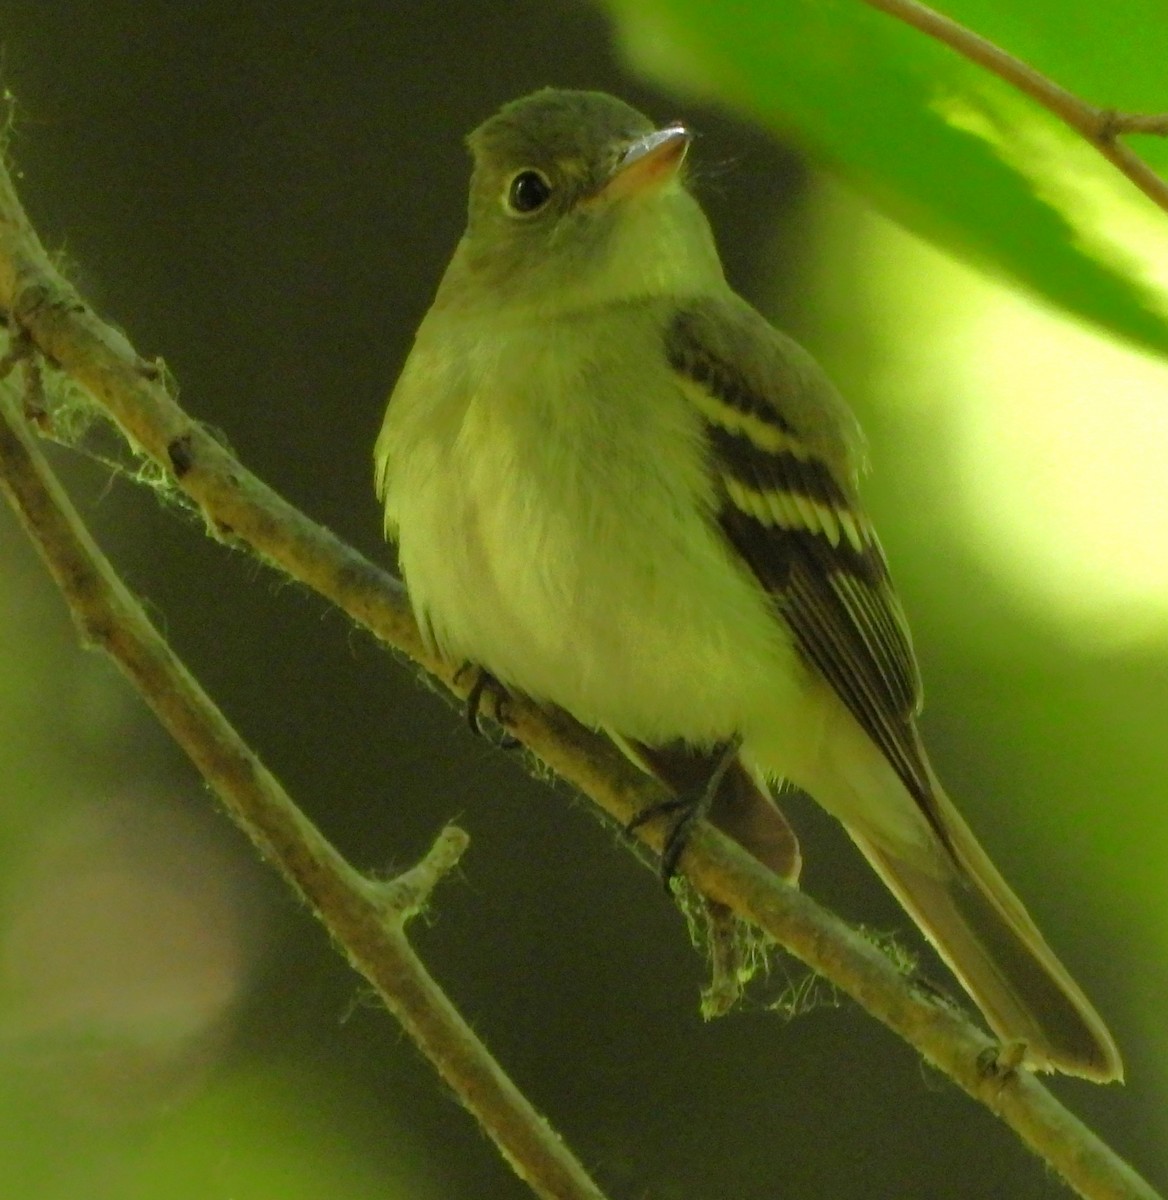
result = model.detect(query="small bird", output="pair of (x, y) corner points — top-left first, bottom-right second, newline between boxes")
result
(375, 88), (1122, 1081)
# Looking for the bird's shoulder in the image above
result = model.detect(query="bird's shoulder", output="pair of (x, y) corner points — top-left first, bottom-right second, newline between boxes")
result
(663, 292), (867, 491)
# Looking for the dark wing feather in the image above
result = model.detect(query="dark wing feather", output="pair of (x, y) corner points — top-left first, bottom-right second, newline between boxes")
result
(666, 299), (936, 814)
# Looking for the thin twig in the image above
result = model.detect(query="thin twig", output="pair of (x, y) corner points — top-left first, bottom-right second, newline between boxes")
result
(0, 384), (610, 1200)
(1100, 112), (1168, 138)
(0, 130), (1160, 1200)
(859, 0), (1168, 215)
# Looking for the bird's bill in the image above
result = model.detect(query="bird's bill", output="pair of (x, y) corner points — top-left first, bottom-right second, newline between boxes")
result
(595, 124), (691, 202)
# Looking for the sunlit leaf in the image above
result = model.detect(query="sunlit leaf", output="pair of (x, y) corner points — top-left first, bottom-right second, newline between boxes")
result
(604, 0), (1168, 357)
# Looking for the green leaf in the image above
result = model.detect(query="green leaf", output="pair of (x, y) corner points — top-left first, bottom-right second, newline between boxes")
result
(604, 0), (1168, 357)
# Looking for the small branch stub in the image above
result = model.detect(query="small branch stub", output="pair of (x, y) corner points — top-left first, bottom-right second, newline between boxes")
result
(1097, 109), (1168, 142)
(367, 824), (472, 925)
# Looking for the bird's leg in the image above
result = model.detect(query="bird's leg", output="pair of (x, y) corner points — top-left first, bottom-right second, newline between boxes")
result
(626, 736), (743, 884)
(456, 664), (519, 748)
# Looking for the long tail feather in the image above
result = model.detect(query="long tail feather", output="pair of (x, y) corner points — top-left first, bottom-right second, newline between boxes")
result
(848, 785), (1122, 1082)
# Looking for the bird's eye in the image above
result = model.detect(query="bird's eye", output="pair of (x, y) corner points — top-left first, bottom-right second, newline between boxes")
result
(505, 169), (552, 215)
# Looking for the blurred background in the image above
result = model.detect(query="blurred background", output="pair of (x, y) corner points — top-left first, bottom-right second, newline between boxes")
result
(1, 1), (1164, 1197)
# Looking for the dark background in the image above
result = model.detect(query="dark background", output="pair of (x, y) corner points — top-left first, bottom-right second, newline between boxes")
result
(0, 3), (1163, 1198)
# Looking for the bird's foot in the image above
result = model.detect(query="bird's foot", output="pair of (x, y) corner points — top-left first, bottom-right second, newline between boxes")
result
(977, 1038), (1027, 1081)
(457, 664), (519, 748)
(625, 737), (743, 887)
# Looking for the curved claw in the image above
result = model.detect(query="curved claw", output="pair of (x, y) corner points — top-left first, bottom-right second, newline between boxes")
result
(461, 666), (520, 748)
(625, 796), (698, 888)
(626, 738), (743, 888)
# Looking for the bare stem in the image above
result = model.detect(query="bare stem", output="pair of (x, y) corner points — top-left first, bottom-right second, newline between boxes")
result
(0, 115), (1160, 1200)
(859, 0), (1168, 215)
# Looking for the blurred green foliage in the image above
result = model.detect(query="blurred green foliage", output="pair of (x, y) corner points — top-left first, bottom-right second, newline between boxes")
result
(604, 0), (1168, 357)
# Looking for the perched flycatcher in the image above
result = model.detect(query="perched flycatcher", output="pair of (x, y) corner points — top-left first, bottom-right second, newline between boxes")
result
(375, 88), (1122, 1082)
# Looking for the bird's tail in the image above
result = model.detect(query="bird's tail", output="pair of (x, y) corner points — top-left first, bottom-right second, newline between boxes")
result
(847, 782), (1123, 1082)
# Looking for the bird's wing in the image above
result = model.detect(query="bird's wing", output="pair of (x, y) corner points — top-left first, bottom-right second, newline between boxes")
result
(666, 296), (936, 815)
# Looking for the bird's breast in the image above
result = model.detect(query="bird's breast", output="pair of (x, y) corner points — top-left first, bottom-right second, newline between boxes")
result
(380, 310), (804, 745)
